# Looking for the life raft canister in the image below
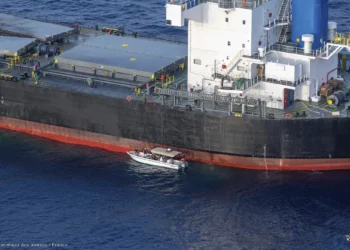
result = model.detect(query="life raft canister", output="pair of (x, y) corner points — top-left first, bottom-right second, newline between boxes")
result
(285, 113), (292, 119)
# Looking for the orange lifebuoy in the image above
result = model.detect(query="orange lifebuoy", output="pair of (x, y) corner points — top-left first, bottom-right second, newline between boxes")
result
(285, 113), (292, 119)
(126, 96), (132, 102)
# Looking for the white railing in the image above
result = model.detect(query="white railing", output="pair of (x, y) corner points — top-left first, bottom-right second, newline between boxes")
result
(263, 75), (309, 87)
(267, 43), (328, 57)
(238, 75), (309, 91)
(155, 87), (261, 105)
(167, 0), (201, 4)
(223, 49), (244, 76)
(166, 0), (270, 10)
(247, 42), (341, 59)
(264, 15), (290, 29)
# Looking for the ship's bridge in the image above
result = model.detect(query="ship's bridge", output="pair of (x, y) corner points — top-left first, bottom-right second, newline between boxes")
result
(166, 0), (270, 27)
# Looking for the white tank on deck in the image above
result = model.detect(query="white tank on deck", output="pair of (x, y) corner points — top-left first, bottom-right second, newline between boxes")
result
(302, 34), (314, 54)
(328, 21), (337, 41)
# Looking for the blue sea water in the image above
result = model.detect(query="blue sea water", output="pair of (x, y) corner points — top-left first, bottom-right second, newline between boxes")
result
(1, 130), (350, 250)
(0, 0), (350, 249)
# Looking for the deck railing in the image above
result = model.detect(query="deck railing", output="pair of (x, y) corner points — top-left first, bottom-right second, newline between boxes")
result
(264, 15), (290, 29)
(267, 43), (328, 57)
(237, 75), (309, 91)
(166, 0), (270, 10)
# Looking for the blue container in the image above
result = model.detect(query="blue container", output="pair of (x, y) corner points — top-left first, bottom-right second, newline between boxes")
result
(292, 0), (328, 50)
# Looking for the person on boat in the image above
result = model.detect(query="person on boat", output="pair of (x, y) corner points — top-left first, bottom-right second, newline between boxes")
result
(143, 148), (147, 155)
(135, 148), (139, 155)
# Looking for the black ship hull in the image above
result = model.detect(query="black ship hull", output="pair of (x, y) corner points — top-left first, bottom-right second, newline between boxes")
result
(1, 80), (350, 171)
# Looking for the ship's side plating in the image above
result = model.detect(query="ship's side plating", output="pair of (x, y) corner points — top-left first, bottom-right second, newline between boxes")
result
(0, 80), (349, 163)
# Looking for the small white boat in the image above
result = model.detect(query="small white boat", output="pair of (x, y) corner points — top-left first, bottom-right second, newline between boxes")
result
(127, 147), (188, 170)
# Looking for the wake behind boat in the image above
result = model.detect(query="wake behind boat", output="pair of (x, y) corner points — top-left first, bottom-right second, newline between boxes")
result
(127, 147), (188, 170)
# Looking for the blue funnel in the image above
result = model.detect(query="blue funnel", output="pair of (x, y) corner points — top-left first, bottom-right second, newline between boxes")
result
(291, 0), (328, 50)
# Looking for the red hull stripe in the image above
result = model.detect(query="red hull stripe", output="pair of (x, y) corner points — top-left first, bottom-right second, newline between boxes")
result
(0, 116), (349, 171)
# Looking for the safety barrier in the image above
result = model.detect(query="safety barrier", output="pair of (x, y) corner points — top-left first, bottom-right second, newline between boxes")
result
(167, 0), (270, 10)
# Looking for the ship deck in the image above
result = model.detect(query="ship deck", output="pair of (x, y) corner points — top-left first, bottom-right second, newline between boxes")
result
(0, 15), (349, 120)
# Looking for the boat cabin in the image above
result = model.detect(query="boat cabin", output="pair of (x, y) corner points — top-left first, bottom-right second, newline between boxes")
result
(150, 147), (184, 159)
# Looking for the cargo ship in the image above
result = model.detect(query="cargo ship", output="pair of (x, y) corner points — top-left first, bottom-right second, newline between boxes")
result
(0, 0), (350, 171)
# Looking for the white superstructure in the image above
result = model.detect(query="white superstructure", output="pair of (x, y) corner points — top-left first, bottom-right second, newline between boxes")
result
(166, 0), (350, 109)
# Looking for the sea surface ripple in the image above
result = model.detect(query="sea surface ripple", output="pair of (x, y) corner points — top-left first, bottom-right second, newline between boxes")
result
(0, 0), (350, 249)
(1, 131), (350, 249)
